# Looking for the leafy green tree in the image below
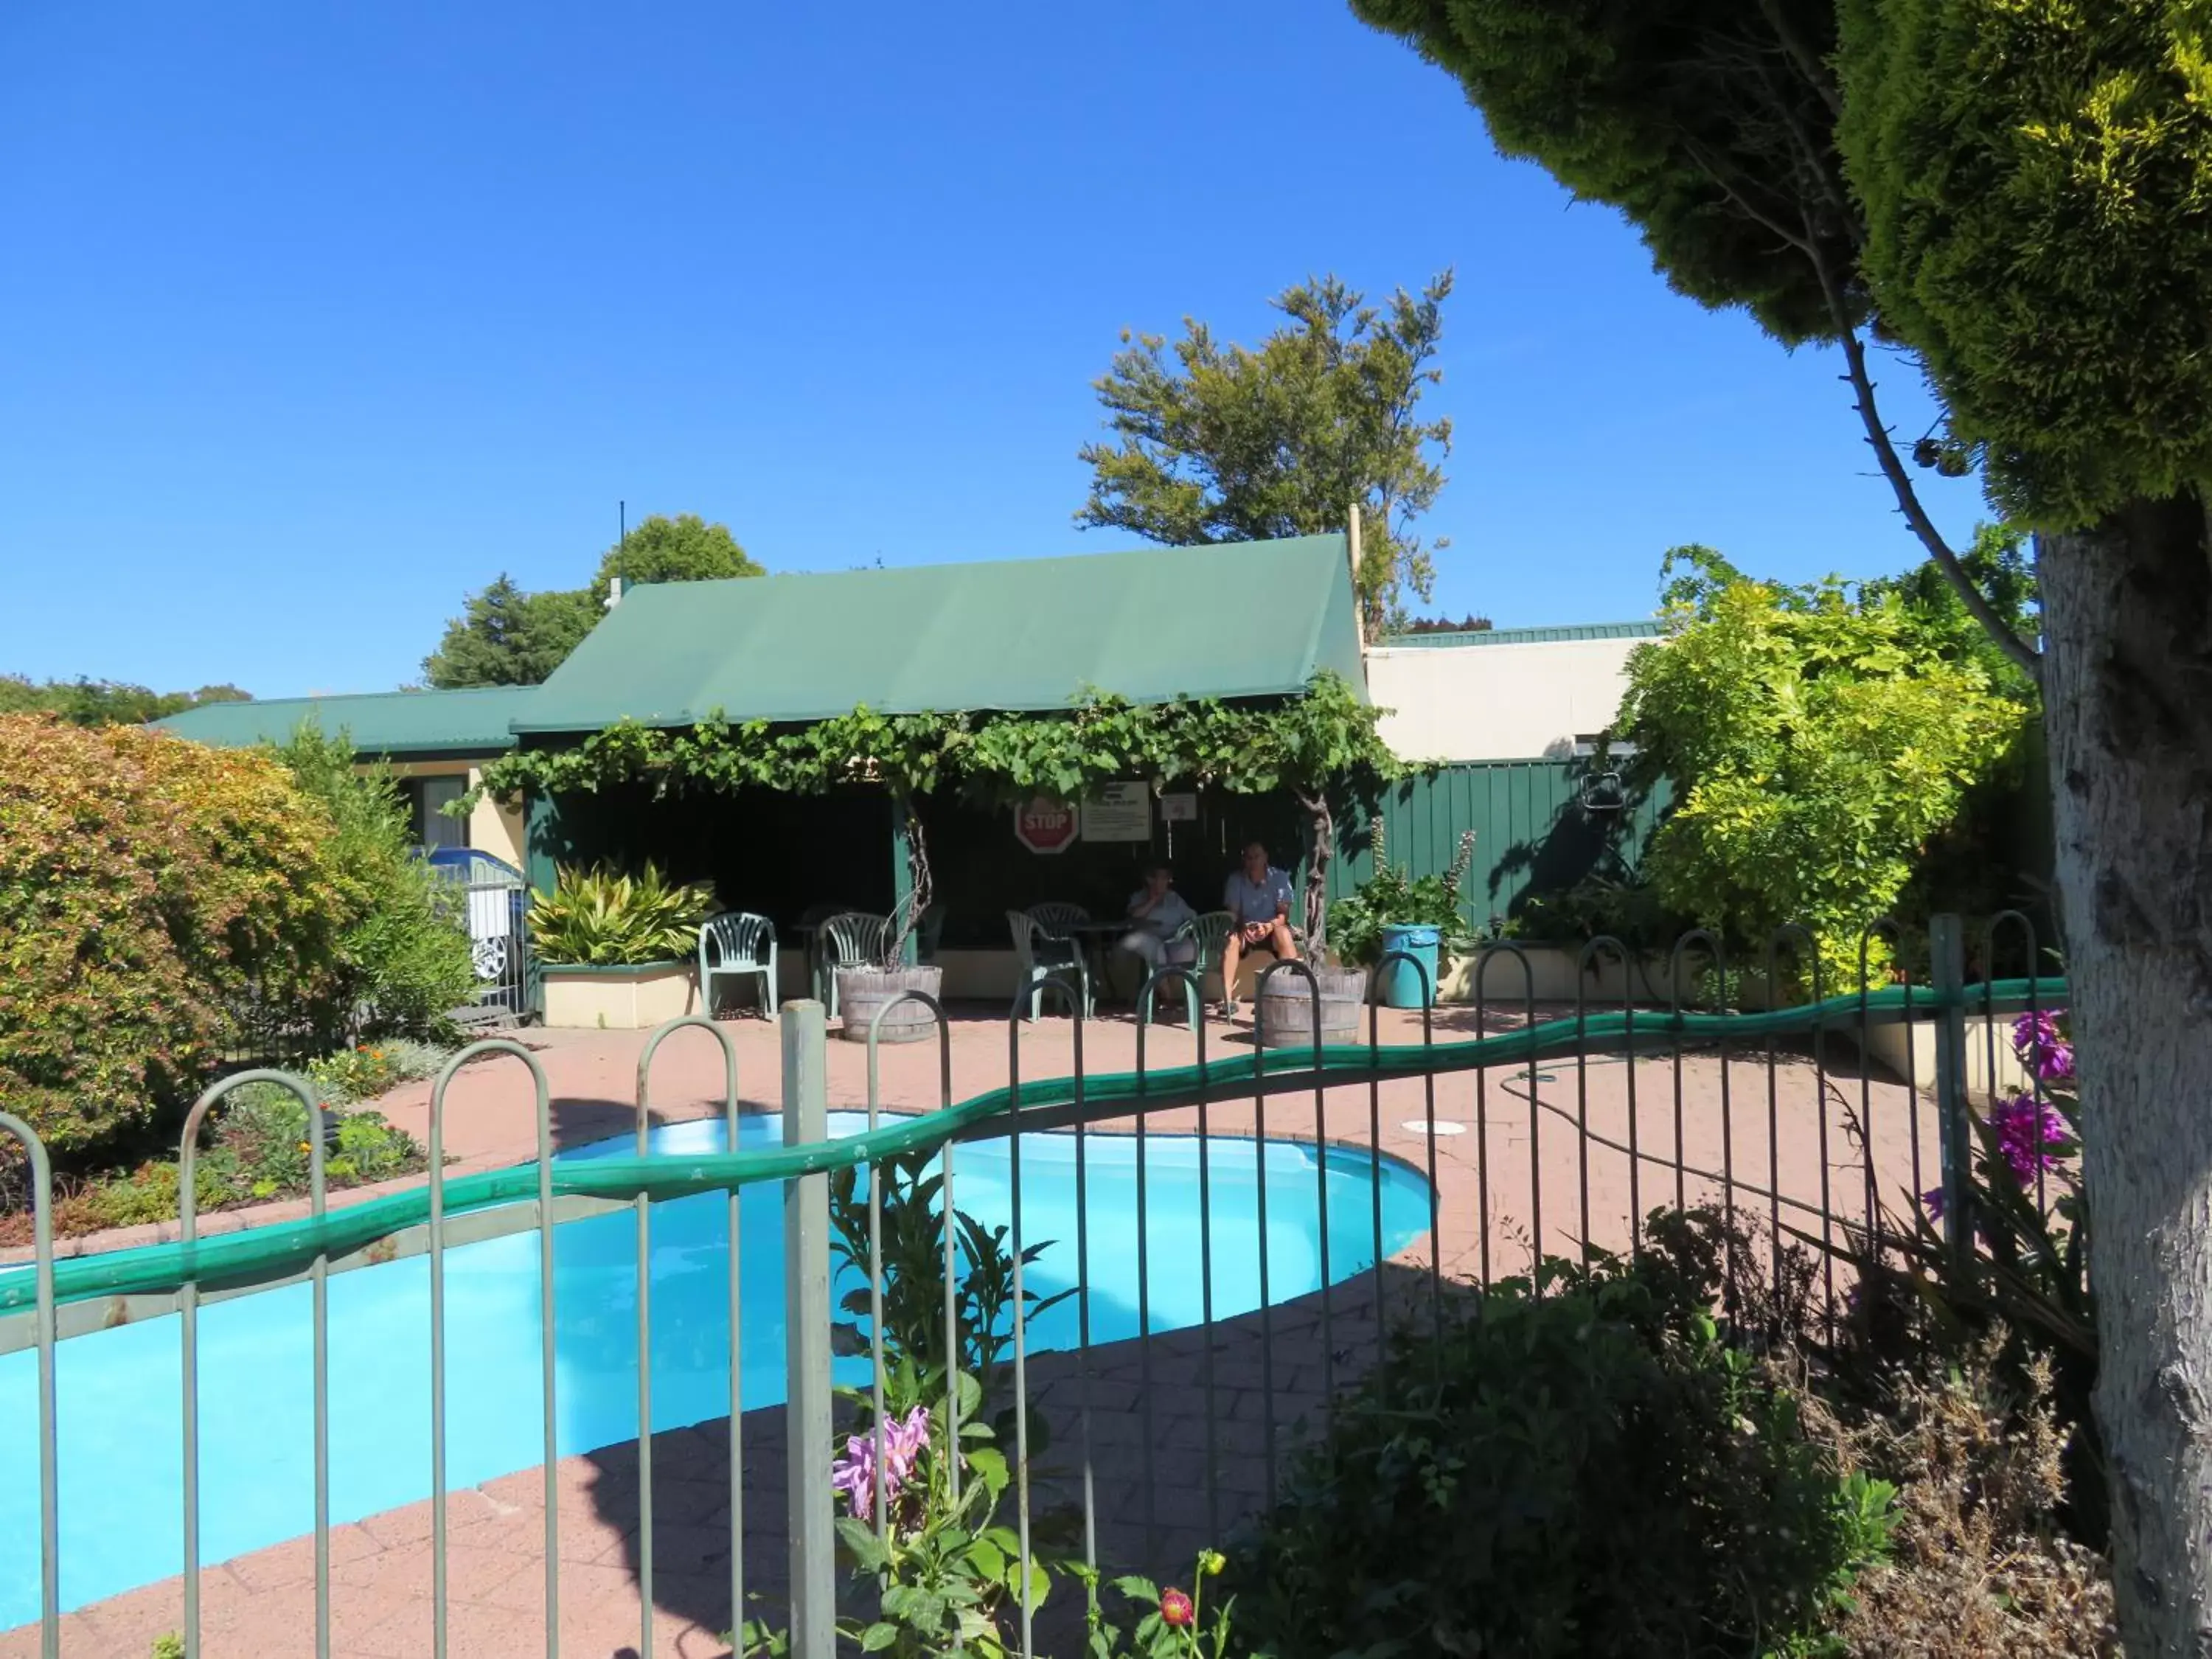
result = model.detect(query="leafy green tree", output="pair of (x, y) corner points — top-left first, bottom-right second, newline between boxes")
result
(1078, 274), (1455, 633)
(270, 724), (476, 1033)
(0, 676), (250, 726)
(587, 512), (761, 605)
(421, 575), (599, 689)
(1620, 547), (2033, 989)
(1353, 0), (2212, 1636)
(425, 515), (761, 688)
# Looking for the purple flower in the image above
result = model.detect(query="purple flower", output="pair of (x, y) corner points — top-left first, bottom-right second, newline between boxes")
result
(830, 1404), (933, 1516)
(2011, 1012), (2075, 1084)
(1988, 1092), (2070, 1184)
(1920, 1186), (1947, 1220)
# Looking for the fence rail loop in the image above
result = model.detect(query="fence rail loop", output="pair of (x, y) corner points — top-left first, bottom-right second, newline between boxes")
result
(633, 1014), (743, 1659)
(426, 1039), (554, 1659)
(0, 1111), (57, 1659)
(178, 1068), (328, 1659)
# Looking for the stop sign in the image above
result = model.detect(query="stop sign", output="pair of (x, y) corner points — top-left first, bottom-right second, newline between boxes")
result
(1013, 796), (1079, 855)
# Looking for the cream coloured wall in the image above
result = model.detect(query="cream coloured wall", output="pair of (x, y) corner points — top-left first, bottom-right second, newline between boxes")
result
(1364, 636), (1649, 762)
(381, 757), (528, 870)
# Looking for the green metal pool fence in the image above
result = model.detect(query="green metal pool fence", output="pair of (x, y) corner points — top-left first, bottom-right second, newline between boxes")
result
(0, 913), (2071, 1659)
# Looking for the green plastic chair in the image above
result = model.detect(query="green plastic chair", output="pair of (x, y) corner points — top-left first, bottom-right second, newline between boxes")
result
(1007, 909), (1091, 1021)
(1144, 909), (1234, 1026)
(699, 911), (777, 1016)
(1026, 901), (1091, 936)
(818, 910), (891, 1018)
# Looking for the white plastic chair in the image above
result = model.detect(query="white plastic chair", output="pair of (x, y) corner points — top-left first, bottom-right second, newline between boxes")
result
(699, 912), (777, 1017)
(1007, 910), (1091, 1021)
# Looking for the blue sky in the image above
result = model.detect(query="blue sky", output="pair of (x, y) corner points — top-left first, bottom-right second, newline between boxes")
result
(0, 1), (1989, 699)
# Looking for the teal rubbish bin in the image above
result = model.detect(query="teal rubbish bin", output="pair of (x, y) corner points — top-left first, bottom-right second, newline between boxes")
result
(1377, 923), (1441, 1009)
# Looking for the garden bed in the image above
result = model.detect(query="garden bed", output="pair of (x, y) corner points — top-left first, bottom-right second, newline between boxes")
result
(0, 1040), (451, 1246)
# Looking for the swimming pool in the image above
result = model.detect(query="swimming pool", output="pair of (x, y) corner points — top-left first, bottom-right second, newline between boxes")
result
(0, 1112), (1432, 1627)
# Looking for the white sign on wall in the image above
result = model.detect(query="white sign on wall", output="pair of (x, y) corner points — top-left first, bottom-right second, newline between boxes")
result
(1082, 781), (1152, 843)
(1158, 793), (1197, 823)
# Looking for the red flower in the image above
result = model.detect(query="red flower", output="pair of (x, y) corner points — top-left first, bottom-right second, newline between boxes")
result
(1161, 1588), (1194, 1628)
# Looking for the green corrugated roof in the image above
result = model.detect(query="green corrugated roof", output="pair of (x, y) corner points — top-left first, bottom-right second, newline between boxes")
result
(515, 535), (1365, 733)
(155, 686), (532, 755)
(1377, 620), (1663, 649)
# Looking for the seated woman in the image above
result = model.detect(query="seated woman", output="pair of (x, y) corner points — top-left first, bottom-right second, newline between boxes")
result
(1118, 863), (1198, 995)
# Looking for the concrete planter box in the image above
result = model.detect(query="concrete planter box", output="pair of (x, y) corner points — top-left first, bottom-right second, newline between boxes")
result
(1435, 945), (1705, 1006)
(1854, 1014), (2034, 1099)
(540, 960), (698, 1029)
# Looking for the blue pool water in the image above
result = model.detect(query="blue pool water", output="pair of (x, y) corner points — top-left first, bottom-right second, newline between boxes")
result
(0, 1113), (1430, 1627)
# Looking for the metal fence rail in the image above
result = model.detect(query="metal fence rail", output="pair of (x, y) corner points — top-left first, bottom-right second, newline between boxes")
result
(0, 914), (2068, 1658)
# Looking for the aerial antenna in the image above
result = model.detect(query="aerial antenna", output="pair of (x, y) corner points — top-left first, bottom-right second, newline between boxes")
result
(605, 500), (630, 611)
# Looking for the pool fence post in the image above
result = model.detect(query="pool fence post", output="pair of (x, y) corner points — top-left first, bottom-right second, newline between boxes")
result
(1930, 914), (1974, 1276)
(782, 1001), (836, 1658)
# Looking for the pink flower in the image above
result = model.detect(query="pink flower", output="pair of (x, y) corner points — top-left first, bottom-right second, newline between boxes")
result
(1161, 1588), (1194, 1628)
(830, 1404), (933, 1516)
(1988, 1092), (2069, 1184)
(2011, 1012), (2074, 1084)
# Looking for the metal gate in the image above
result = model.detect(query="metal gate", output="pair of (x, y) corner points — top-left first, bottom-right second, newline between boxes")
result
(431, 852), (532, 1021)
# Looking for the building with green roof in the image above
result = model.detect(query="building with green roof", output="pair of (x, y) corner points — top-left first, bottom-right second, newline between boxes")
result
(149, 536), (1670, 1011)
(157, 685), (537, 869)
(515, 532), (1364, 734)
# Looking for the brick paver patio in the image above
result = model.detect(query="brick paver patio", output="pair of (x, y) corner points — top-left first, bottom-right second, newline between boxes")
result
(1, 1001), (1937, 1656)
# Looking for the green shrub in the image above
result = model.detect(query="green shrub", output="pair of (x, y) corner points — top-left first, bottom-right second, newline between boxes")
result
(271, 726), (476, 1036)
(1617, 546), (2032, 992)
(1234, 1217), (1893, 1659)
(55, 1157), (238, 1231)
(306, 1037), (449, 1105)
(528, 861), (716, 966)
(1328, 821), (1478, 968)
(0, 714), (355, 1152)
(213, 1082), (315, 1194)
(35, 1084), (428, 1237)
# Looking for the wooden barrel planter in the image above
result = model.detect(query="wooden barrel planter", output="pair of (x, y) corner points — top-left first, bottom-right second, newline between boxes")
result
(1256, 967), (1367, 1051)
(837, 966), (945, 1044)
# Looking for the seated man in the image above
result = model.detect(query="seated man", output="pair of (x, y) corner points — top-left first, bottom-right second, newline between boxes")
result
(1118, 863), (1198, 998)
(1218, 841), (1298, 1018)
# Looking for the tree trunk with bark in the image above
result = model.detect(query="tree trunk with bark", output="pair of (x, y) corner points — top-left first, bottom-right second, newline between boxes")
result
(1295, 786), (1333, 954)
(889, 793), (931, 966)
(2039, 493), (2212, 1655)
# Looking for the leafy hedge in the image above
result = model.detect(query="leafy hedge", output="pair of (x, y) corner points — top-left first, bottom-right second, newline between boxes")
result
(1234, 1217), (1893, 1658)
(273, 727), (476, 1034)
(0, 715), (355, 1152)
(0, 716), (474, 1158)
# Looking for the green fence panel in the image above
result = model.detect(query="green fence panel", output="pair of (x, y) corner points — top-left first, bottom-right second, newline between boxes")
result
(1328, 761), (1671, 928)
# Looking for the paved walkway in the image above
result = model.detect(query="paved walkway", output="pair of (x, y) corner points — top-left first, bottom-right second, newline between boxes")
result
(2, 1003), (1935, 1656)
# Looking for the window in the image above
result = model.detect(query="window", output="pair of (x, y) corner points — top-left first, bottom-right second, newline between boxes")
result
(407, 775), (469, 851)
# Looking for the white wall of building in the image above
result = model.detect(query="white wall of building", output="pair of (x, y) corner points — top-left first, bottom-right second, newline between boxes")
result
(1366, 633), (1653, 762)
